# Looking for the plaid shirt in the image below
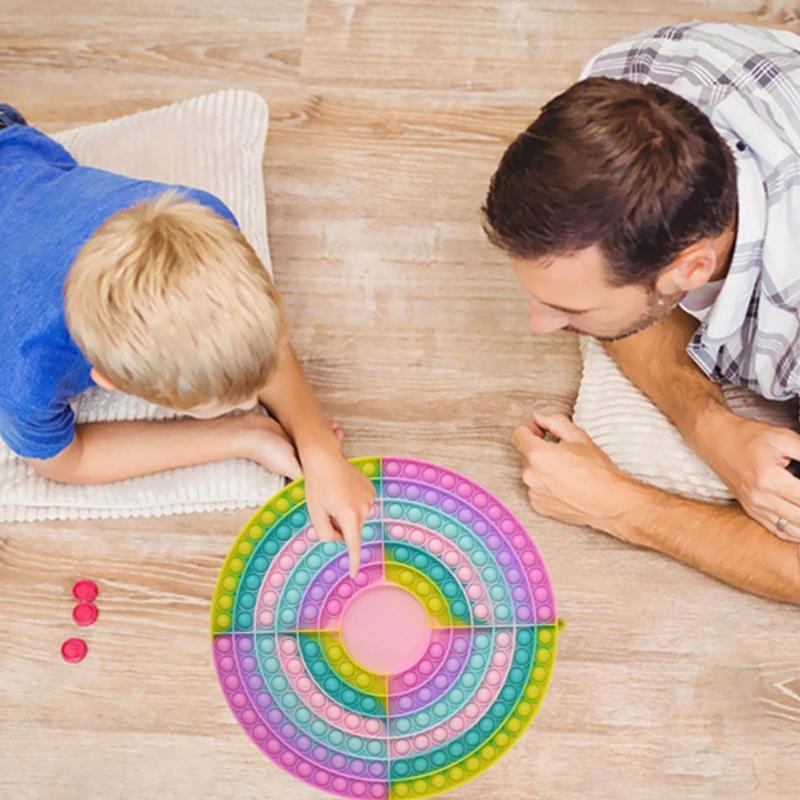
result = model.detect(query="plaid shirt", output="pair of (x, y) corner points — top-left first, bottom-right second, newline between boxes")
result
(582, 23), (800, 402)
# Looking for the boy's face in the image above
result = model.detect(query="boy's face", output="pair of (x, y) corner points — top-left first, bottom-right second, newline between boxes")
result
(184, 396), (260, 419)
(88, 368), (262, 419)
(510, 246), (684, 342)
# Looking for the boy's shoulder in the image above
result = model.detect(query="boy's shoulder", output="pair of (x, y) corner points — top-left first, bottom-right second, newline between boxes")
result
(0, 390), (78, 460)
(0, 123), (77, 171)
(0, 332), (93, 459)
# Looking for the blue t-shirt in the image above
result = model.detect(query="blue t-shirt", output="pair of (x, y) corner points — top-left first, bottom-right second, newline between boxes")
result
(0, 124), (238, 459)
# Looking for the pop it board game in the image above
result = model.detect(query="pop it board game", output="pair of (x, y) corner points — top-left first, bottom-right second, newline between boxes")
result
(211, 457), (559, 799)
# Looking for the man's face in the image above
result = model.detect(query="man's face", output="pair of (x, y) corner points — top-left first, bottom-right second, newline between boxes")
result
(511, 246), (683, 341)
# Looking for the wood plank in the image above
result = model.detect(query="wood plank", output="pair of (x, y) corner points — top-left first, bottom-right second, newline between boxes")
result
(1, 2), (799, 799)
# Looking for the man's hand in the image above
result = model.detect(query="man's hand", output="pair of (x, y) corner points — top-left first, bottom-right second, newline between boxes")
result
(512, 412), (800, 605)
(511, 413), (644, 539)
(303, 448), (376, 577)
(694, 412), (800, 543)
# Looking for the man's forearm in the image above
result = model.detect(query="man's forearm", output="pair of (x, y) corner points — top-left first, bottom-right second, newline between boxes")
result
(603, 309), (731, 447)
(606, 481), (800, 605)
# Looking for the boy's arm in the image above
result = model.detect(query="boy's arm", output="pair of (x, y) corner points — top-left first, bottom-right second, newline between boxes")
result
(603, 309), (800, 539)
(258, 342), (343, 466)
(27, 412), (301, 484)
(513, 415), (800, 605)
(258, 341), (374, 575)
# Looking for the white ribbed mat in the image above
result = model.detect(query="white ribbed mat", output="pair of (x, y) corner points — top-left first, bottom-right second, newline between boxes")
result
(574, 337), (800, 503)
(0, 90), (283, 522)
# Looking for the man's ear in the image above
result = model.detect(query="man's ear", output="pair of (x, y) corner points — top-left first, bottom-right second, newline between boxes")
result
(90, 367), (117, 391)
(657, 243), (717, 295)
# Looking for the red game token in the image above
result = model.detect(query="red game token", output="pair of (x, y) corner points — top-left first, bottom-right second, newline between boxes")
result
(72, 601), (99, 627)
(72, 580), (98, 602)
(61, 637), (88, 663)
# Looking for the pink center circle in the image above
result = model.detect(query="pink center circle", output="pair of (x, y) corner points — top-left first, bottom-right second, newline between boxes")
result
(340, 584), (431, 674)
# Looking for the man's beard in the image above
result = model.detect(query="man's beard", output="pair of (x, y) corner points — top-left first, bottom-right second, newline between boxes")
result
(566, 290), (686, 342)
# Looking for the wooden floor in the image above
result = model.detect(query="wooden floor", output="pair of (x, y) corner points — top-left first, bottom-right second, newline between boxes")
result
(2, 2), (800, 799)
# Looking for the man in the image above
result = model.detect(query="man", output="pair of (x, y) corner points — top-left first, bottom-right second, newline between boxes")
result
(483, 23), (800, 604)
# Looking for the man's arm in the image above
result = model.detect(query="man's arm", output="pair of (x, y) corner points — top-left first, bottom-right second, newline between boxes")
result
(512, 413), (800, 606)
(604, 309), (800, 540)
(602, 308), (727, 448)
(28, 412), (301, 484)
(608, 480), (800, 605)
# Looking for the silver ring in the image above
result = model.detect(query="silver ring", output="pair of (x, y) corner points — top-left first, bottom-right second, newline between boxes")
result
(777, 516), (788, 532)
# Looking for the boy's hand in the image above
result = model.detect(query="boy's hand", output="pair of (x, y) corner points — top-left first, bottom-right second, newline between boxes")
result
(235, 411), (302, 479)
(254, 342), (372, 573)
(303, 448), (376, 577)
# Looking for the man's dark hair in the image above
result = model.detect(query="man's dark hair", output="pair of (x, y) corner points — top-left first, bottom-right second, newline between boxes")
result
(482, 77), (737, 286)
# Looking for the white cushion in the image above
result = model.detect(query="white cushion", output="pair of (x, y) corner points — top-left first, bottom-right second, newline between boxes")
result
(0, 90), (283, 521)
(573, 337), (799, 502)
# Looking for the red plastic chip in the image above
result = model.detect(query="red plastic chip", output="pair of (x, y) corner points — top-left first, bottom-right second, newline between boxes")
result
(61, 637), (88, 663)
(72, 602), (99, 627)
(72, 580), (98, 602)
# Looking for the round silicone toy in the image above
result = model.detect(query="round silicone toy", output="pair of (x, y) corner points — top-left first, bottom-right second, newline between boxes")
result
(211, 457), (559, 800)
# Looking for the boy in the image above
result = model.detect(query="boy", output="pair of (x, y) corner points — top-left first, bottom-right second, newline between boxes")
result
(0, 105), (373, 574)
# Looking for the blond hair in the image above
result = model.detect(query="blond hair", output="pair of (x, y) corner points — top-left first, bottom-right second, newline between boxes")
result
(65, 191), (282, 411)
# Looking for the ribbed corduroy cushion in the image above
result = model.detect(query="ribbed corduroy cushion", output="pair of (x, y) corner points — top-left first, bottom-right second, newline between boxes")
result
(574, 337), (799, 502)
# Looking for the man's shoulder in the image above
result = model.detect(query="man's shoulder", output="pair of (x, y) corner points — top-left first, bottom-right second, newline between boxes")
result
(582, 23), (800, 81)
